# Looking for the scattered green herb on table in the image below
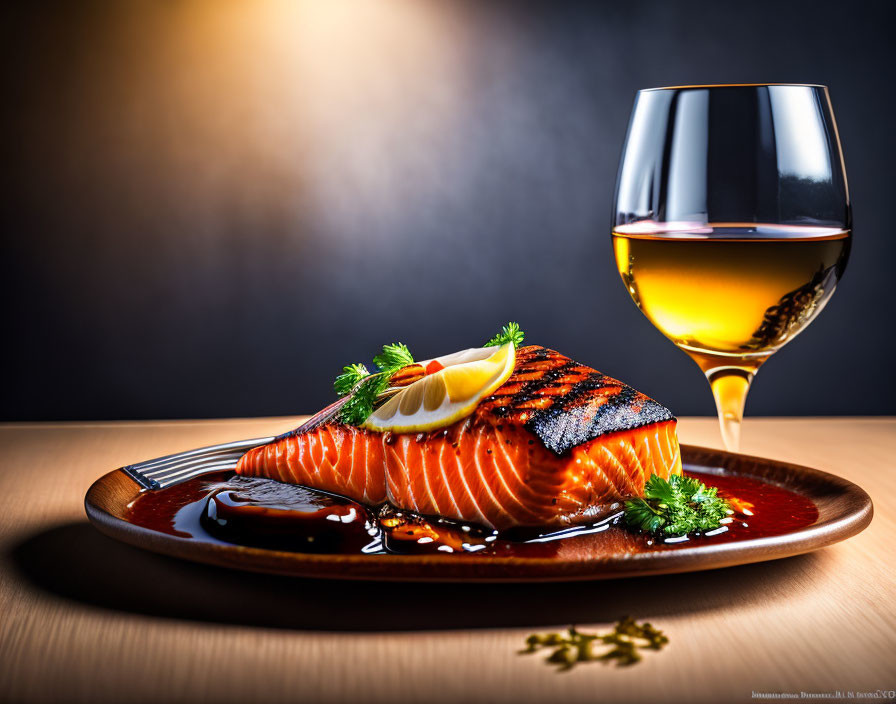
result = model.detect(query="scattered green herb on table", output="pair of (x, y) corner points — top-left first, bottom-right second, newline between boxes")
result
(521, 617), (669, 670)
(333, 322), (526, 426)
(624, 474), (731, 537)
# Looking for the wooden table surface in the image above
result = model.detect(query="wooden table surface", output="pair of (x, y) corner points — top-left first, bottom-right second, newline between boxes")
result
(0, 417), (893, 703)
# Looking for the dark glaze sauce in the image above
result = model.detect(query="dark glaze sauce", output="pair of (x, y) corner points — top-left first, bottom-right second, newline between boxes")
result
(126, 470), (819, 557)
(206, 479), (378, 553)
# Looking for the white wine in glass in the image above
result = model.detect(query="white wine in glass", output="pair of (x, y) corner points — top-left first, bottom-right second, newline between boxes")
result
(613, 86), (851, 450)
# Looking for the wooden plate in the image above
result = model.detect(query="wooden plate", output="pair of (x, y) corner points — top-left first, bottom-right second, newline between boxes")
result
(84, 445), (872, 582)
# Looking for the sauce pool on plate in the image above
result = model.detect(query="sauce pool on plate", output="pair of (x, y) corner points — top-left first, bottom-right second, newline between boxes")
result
(125, 470), (819, 557)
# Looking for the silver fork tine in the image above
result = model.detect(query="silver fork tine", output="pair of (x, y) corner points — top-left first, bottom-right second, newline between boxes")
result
(121, 436), (275, 490)
(129, 437), (274, 471)
(140, 449), (255, 477)
(120, 397), (356, 491)
(153, 460), (250, 488)
(144, 451), (251, 478)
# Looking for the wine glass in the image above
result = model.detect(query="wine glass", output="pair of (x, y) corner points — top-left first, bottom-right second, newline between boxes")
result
(612, 84), (850, 451)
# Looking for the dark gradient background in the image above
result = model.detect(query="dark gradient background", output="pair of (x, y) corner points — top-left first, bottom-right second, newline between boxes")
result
(3, 0), (894, 421)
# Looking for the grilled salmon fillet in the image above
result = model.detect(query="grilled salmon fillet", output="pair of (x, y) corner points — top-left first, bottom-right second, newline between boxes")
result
(237, 346), (681, 529)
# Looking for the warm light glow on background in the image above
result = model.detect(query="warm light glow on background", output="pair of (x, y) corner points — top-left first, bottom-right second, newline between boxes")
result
(20, 0), (484, 317)
(58, 0), (467, 247)
(7, 0), (883, 421)
(273, 0), (470, 248)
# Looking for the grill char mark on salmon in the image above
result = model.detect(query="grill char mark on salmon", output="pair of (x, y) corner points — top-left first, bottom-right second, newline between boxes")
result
(237, 346), (681, 529)
(479, 345), (675, 454)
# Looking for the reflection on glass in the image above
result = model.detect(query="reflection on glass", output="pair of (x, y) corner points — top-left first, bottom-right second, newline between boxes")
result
(612, 85), (851, 450)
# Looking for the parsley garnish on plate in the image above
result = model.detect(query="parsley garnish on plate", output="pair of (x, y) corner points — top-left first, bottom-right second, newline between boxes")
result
(624, 474), (731, 537)
(521, 618), (669, 670)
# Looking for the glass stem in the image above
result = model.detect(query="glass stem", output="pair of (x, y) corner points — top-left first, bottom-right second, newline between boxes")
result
(704, 367), (754, 451)
(685, 350), (767, 452)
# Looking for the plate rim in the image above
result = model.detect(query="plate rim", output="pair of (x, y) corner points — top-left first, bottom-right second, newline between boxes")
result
(84, 444), (874, 582)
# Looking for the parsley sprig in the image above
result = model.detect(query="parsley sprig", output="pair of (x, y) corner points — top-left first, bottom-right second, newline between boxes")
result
(335, 343), (415, 425)
(372, 342), (414, 371)
(521, 618), (669, 670)
(333, 363), (370, 396)
(624, 474), (731, 537)
(333, 324), (525, 427)
(484, 321), (525, 348)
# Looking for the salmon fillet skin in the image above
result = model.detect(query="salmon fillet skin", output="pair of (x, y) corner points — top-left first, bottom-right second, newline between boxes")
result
(237, 346), (681, 529)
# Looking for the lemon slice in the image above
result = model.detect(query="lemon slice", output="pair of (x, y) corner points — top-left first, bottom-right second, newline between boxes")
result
(361, 343), (516, 433)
